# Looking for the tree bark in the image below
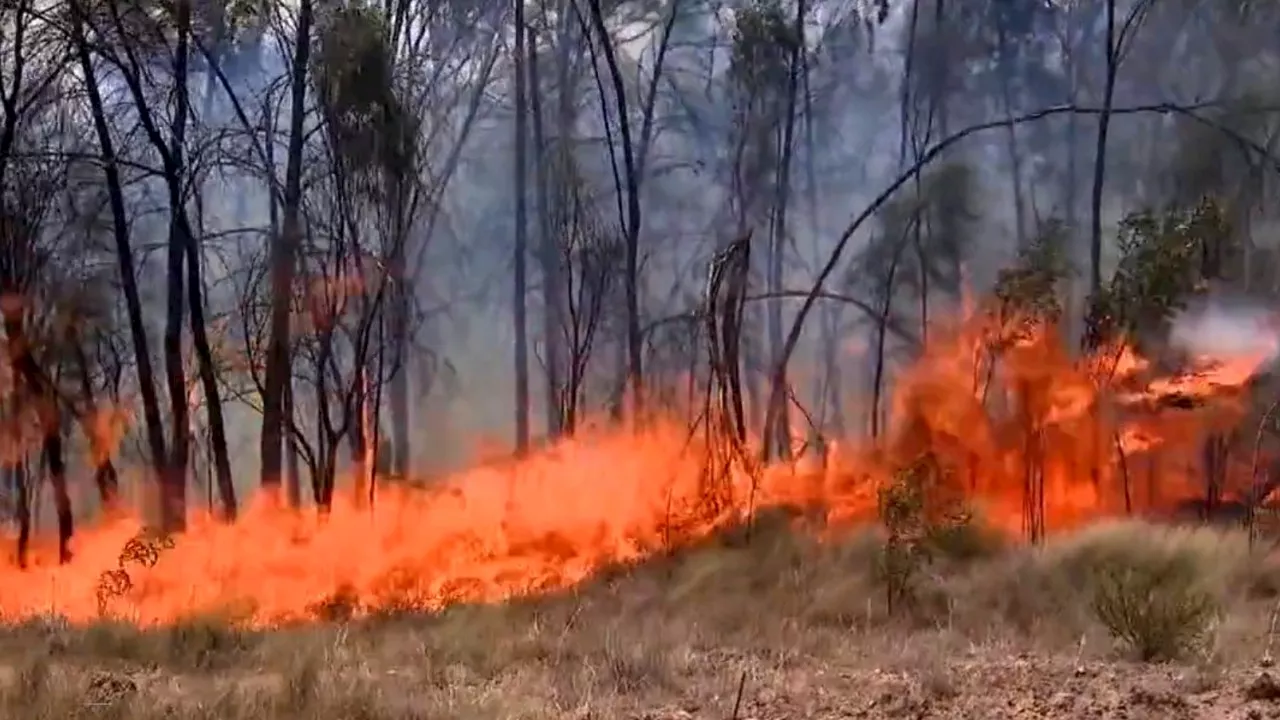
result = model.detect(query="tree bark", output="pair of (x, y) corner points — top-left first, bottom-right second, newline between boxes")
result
(72, 340), (120, 509)
(1, 307), (72, 563)
(12, 460), (29, 568)
(1088, 0), (1119, 301)
(71, 0), (169, 486)
(530, 24), (564, 440)
(763, 0), (805, 461)
(261, 0), (314, 491)
(284, 377), (301, 508)
(513, 0), (532, 453)
(585, 0), (644, 415)
(184, 231), (237, 520)
(157, 0), (196, 533)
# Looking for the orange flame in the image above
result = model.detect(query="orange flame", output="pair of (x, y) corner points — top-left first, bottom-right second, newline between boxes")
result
(0, 302), (1272, 627)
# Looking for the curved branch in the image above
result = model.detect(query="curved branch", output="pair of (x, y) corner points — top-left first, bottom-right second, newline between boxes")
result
(762, 100), (1280, 443)
(642, 288), (919, 346)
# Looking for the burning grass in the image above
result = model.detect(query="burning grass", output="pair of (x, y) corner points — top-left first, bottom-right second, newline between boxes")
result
(5, 276), (1280, 715)
(4, 516), (1280, 718)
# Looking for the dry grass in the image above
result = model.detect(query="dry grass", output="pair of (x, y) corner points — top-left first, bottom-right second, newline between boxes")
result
(4, 515), (1280, 718)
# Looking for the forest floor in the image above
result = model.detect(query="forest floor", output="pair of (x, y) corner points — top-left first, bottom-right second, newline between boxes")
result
(5, 516), (1280, 719)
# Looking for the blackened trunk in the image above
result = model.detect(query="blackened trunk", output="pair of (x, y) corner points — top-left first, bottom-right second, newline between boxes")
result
(529, 25), (564, 439)
(513, 0), (531, 452)
(71, 2), (169, 481)
(73, 341), (119, 509)
(13, 460), (29, 568)
(284, 379), (301, 508)
(2, 309), (72, 563)
(184, 226), (237, 520)
(261, 0), (313, 491)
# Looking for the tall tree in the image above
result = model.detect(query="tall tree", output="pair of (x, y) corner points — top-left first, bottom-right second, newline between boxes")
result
(261, 0), (316, 494)
(513, 0), (532, 452)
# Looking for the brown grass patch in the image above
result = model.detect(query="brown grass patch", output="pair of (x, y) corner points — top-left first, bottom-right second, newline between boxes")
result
(3, 517), (1280, 718)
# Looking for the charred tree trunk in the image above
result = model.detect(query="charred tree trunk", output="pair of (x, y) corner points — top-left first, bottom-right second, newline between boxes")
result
(261, 0), (313, 492)
(763, 0), (803, 462)
(1088, 0), (1120, 301)
(995, 18), (1028, 248)
(870, 248), (905, 440)
(386, 286), (410, 476)
(161, 217), (189, 533)
(71, 1), (169, 484)
(284, 378), (301, 508)
(1, 307), (72, 563)
(73, 341), (120, 508)
(350, 363), (370, 508)
(43, 431), (71, 562)
(585, 0), (644, 414)
(184, 229), (237, 520)
(530, 25), (564, 440)
(13, 459), (29, 568)
(513, 0), (531, 453)
(157, 0), (196, 533)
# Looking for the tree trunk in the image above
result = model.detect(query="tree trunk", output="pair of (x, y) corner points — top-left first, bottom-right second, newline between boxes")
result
(763, 0), (805, 461)
(184, 230), (237, 520)
(530, 25), (564, 440)
(870, 250), (904, 440)
(996, 20), (1028, 248)
(386, 150), (411, 478)
(350, 365), (370, 508)
(387, 287), (410, 475)
(261, 0), (314, 491)
(1084, 0), (1122, 500)
(513, 0), (531, 453)
(801, 20), (840, 437)
(13, 459), (29, 568)
(158, 0), (195, 533)
(44, 431), (72, 562)
(758, 0), (808, 461)
(284, 378), (301, 508)
(71, 1), (169, 485)
(1088, 0), (1119, 301)
(1, 306), (72, 563)
(73, 340), (120, 509)
(585, 0), (644, 416)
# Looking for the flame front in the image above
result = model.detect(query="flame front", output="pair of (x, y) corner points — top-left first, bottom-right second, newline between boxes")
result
(0, 305), (1273, 626)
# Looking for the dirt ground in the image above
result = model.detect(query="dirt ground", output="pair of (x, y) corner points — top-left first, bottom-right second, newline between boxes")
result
(6, 518), (1280, 719)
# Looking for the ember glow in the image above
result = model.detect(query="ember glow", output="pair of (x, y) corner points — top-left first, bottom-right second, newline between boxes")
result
(0, 303), (1275, 626)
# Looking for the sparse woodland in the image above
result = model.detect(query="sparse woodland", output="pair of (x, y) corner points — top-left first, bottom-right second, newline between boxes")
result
(5, 0), (1280, 680)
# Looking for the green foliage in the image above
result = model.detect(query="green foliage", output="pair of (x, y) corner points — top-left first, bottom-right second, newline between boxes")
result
(1084, 197), (1233, 352)
(991, 219), (1072, 337)
(728, 0), (796, 92)
(223, 0), (267, 31)
(1091, 550), (1219, 661)
(911, 162), (980, 297)
(861, 161), (979, 315)
(875, 454), (979, 614)
(726, 0), (794, 214)
(877, 463), (929, 616)
(312, 2), (416, 180)
(924, 510), (1005, 562)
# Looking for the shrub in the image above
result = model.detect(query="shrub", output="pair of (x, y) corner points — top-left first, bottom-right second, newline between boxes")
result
(1091, 549), (1218, 661)
(924, 509), (1004, 562)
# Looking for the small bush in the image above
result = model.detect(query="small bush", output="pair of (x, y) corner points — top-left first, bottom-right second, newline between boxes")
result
(1091, 550), (1218, 661)
(925, 510), (1004, 562)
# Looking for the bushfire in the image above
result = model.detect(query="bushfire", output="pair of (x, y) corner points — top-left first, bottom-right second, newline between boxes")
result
(0, 303), (1275, 626)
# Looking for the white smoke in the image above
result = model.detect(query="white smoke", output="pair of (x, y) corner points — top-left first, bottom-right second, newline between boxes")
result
(1169, 299), (1280, 366)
